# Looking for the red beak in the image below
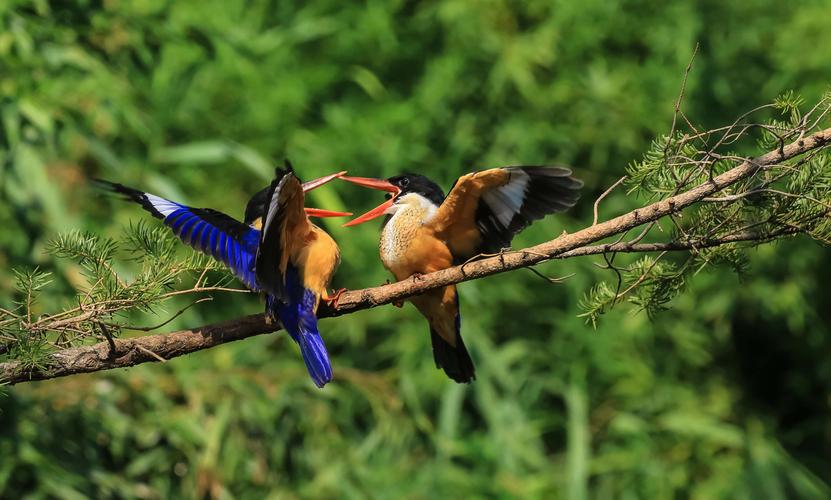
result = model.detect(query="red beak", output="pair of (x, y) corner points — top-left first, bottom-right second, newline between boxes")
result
(339, 176), (401, 227)
(302, 170), (347, 192)
(303, 207), (352, 218)
(301, 171), (352, 218)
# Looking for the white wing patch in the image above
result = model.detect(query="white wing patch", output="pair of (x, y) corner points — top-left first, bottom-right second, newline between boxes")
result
(144, 193), (182, 217)
(262, 174), (292, 236)
(481, 170), (529, 227)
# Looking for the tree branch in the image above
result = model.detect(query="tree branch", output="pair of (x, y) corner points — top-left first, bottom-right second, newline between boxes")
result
(2, 127), (829, 385)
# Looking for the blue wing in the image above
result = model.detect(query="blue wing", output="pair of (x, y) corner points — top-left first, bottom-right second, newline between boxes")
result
(96, 180), (261, 290)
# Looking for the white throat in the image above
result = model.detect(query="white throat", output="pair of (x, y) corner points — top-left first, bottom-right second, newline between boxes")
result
(386, 193), (438, 222)
(379, 193), (438, 269)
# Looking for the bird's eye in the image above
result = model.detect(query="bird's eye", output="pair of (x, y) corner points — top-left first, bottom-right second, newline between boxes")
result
(399, 178), (410, 187)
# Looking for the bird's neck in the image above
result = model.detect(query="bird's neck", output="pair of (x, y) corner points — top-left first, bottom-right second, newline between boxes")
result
(379, 195), (439, 276)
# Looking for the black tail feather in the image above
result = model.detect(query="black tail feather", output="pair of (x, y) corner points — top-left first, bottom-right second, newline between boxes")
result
(430, 328), (475, 383)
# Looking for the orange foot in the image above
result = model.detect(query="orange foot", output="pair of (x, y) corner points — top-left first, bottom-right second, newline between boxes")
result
(324, 288), (348, 309)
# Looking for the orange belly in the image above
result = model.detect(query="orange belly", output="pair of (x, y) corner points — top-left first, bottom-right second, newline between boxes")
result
(410, 285), (459, 346)
(381, 226), (459, 348)
(377, 199), (467, 367)
(294, 225), (341, 305)
(381, 225), (453, 281)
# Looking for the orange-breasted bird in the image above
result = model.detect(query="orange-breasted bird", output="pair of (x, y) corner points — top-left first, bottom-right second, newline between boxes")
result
(341, 167), (582, 383)
(96, 163), (350, 388)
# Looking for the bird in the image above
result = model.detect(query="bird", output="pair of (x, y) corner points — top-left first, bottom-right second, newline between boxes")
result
(340, 166), (583, 383)
(95, 163), (350, 388)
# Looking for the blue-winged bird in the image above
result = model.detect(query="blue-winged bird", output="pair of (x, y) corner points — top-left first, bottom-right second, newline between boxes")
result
(96, 164), (350, 388)
(341, 167), (582, 383)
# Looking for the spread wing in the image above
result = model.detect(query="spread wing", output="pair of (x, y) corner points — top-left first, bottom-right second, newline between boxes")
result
(96, 180), (260, 290)
(255, 166), (314, 302)
(431, 166), (583, 259)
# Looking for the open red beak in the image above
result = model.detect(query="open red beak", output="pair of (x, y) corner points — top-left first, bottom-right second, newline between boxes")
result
(303, 207), (352, 218)
(339, 176), (401, 227)
(301, 171), (352, 218)
(302, 170), (347, 192)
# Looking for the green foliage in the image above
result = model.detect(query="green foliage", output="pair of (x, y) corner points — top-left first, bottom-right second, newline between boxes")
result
(577, 281), (617, 328)
(3, 268), (53, 372)
(0, 223), (239, 370)
(625, 133), (700, 196)
(47, 230), (121, 298)
(12, 267), (52, 309)
(596, 91), (831, 330)
(1, 0), (831, 498)
(123, 220), (177, 262)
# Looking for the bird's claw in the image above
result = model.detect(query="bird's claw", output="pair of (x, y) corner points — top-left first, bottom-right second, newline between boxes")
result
(325, 288), (347, 309)
(411, 273), (425, 282)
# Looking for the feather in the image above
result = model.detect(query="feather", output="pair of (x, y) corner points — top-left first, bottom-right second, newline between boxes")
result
(268, 266), (333, 388)
(475, 166), (582, 254)
(95, 179), (260, 290)
(427, 289), (474, 383)
(255, 163), (312, 303)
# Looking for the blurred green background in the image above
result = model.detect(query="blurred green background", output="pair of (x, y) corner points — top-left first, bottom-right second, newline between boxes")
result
(2, 0), (831, 498)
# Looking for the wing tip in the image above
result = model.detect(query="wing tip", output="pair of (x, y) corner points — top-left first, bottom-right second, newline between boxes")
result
(272, 159), (297, 183)
(255, 166), (304, 294)
(510, 165), (584, 189)
(92, 178), (138, 197)
(92, 178), (172, 220)
(522, 165), (584, 206)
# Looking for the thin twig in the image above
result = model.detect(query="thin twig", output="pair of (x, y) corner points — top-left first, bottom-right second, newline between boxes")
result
(616, 251), (668, 300)
(667, 42), (699, 149)
(116, 297), (213, 332)
(524, 267), (575, 284)
(97, 322), (118, 358)
(136, 345), (167, 363)
(593, 175), (627, 226)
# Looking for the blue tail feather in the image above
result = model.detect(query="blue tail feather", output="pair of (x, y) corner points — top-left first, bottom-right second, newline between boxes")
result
(294, 327), (333, 388)
(267, 267), (333, 388)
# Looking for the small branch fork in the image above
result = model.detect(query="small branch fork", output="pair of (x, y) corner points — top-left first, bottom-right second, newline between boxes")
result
(1, 127), (829, 386)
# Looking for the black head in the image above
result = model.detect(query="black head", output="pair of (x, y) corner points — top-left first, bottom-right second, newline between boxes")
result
(341, 172), (446, 226)
(244, 185), (270, 224)
(387, 173), (445, 206)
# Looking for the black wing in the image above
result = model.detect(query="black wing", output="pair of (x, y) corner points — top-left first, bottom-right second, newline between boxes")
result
(436, 166), (582, 259)
(473, 166), (583, 254)
(254, 163), (311, 302)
